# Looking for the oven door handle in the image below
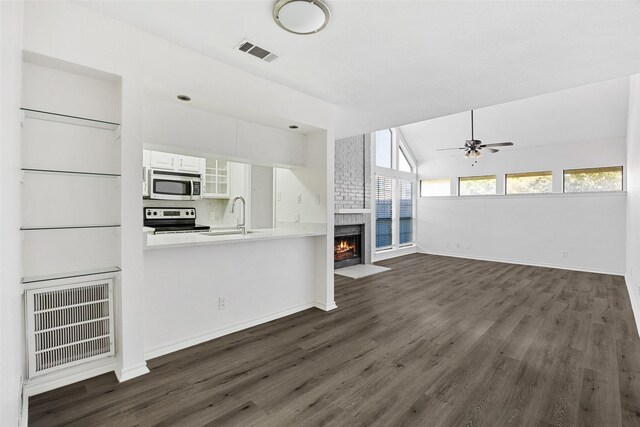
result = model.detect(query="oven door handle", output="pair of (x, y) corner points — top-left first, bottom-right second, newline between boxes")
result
(190, 179), (194, 200)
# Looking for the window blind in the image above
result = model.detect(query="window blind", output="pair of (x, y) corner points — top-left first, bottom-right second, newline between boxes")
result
(399, 179), (414, 245)
(375, 176), (393, 248)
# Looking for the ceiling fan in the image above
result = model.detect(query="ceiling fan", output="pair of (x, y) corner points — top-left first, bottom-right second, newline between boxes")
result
(437, 110), (514, 158)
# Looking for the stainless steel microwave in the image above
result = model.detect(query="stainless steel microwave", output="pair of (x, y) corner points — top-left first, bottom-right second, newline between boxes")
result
(148, 169), (202, 201)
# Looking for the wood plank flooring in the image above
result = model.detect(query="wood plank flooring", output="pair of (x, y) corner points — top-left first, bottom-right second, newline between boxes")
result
(29, 254), (640, 426)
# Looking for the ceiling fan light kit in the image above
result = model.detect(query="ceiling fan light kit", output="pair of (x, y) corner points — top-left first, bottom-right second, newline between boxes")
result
(273, 0), (331, 35)
(436, 110), (515, 162)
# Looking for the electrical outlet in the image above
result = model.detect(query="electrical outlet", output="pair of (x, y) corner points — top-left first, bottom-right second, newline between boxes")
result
(277, 192), (281, 201)
(562, 251), (569, 258)
(315, 193), (321, 205)
(294, 213), (300, 222)
(209, 211), (216, 221)
(297, 194), (302, 204)
(456, 242), (460, 249)
(219, 296), (226, 310)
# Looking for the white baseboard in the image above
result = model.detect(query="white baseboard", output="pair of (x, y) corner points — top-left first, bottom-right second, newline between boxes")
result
(23, 357), (116, 397)
(315, 301), (337, 311)
(144, 302), (317, 360)
(625, 275), (640, 338)
(373, 245), (418, 262)
(115, 363), (150, 382)
(418, 247), (625, 276)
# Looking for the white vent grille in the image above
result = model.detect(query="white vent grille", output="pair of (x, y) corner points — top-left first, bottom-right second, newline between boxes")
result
(26, 279), (115, 378)
(235, 39), (279, 63)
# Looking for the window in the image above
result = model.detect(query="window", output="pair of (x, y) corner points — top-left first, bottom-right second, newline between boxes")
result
(399, 180), (415, 245)
(506, 171), (552, 194)
(459, 175), (497, 196)
(398, 146), (412, 173)
(421, 178), (451, 197)
(375, 129), (392, 168)
(563, 166), (623, 193)
(375, 176), (393, 249)
(373, 128), (417, 252)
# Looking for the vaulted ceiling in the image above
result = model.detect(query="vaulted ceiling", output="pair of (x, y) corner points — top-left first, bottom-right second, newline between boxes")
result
(78, 1), (640, 138)
(400, 77), (630, 163)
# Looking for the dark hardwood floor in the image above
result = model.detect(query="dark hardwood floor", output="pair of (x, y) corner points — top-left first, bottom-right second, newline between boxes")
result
(29, 254), (640, 426)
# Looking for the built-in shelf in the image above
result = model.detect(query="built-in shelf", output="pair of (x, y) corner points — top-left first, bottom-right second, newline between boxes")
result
(335, 208), (372, 214)
(22, 266), (121, 285)
(21, 108), (120, 131)
(21, 224), (121, 231)
(21, 168), (121, 177)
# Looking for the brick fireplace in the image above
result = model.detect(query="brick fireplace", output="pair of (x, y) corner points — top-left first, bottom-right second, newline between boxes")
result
(334, 134), (372, 269)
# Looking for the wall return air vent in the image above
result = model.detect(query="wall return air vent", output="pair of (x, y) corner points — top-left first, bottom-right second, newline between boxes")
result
(235, 40), (279, 63)
(25, 279), (115, 378)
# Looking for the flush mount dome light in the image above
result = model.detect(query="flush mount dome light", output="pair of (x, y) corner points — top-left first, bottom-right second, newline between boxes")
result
(273, 0), (331, 35)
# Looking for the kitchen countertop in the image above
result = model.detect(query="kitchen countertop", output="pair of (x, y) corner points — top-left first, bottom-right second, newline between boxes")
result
(143, 225), (326, 250)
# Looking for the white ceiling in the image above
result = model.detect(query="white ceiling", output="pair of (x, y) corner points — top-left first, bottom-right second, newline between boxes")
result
(399, 77), (630, 163)
(77, 1), (640, 138)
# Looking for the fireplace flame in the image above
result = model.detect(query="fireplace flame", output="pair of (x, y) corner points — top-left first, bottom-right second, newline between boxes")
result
(335, 239), (357, 261)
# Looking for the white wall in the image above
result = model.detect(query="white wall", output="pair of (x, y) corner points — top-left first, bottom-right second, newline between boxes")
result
(250, 165), (274, 229)
(1, 2), (25, 424)
(418, 193), (626, 274)
(626, 74), (640, 333)
(417, 127), (627, 275)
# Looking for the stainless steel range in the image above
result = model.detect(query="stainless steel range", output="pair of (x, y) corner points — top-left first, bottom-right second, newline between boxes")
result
(144, 207), (211, 234)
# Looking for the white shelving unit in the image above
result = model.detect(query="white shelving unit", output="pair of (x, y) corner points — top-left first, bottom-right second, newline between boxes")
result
(203, 159), (230, 198)
(21, 59), (121, 380)
(20, 108), (122, 285)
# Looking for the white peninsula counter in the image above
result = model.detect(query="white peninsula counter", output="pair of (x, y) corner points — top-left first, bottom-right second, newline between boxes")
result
(141, 224), (333, 360)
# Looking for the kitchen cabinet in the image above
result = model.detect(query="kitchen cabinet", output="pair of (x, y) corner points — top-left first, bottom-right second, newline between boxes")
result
(236, 120), (305, 167)
(149, 151), (174, 170)
(143, 98), (237, 158)
(202, 159), (230, 199)
(149, 151), (204, 173)
(178, 155), (201, 173)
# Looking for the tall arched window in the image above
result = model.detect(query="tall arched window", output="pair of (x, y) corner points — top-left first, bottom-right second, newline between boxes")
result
(372, 129), (417, 252)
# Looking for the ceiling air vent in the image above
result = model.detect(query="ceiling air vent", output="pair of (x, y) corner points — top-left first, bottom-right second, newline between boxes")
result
(235, 40), (279, 63)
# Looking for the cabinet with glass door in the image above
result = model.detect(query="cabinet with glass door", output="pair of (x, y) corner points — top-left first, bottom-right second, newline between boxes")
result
(202, 159), (230, 198)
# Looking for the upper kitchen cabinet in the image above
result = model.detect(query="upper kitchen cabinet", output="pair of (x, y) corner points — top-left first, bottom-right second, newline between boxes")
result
(143, 98), (237, 158)
(202, 159), (230, 199)
(149, 151), (203, 173)
(236, 120), (305, 168)
(144, 98), (307, 168)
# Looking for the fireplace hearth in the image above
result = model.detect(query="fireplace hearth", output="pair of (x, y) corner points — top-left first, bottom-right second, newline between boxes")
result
(334, 224), (364, 269)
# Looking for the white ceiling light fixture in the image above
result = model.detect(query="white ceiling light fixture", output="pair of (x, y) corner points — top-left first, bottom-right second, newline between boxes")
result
(273, 0), (331, 35)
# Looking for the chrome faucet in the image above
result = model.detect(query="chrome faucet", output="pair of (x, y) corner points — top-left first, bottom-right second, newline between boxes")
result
(231, 196), (246, 235)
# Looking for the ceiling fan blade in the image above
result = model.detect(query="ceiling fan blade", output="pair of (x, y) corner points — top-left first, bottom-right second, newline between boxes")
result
(481, 142), (513, 147)
(484, 147), (499, 153)
(436, 147), (466, 151)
